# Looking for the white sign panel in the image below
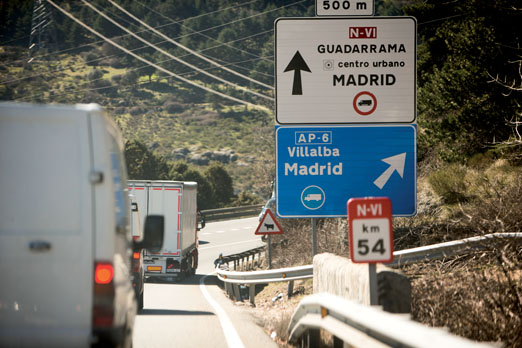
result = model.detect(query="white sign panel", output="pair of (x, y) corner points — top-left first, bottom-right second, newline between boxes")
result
(348, 197), (394, 263)
(275, 17), (416, 124)
(316, 0), (374, 16)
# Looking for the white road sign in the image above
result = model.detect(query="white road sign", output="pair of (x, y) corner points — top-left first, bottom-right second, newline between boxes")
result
(316, 0), (374, 16)
(275, 17), (416, 124)
(348, 197), (394, 263)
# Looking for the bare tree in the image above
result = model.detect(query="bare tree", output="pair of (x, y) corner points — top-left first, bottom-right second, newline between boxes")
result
(488, 57), (522, 153)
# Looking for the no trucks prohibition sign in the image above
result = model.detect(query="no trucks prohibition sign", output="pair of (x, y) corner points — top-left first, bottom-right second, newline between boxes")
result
(353, 91), (377, 116)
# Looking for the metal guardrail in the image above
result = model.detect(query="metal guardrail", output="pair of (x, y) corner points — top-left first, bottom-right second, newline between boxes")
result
(216, 264), (313, 284)
(201, 204), (263, 222)
(215, 233), (521, 305)
(217, 265), (313, 304)
(287, 293), (495, 348)
(217, 246), (265, 271)
(389, 232), (522, 267)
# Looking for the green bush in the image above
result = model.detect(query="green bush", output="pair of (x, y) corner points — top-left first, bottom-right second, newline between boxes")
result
(428, 164), (469, 203)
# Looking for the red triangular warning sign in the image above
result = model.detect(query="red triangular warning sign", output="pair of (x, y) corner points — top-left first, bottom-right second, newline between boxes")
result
(255, 209), (284, 235)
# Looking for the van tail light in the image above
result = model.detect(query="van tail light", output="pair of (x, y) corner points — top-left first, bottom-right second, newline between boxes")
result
(93, 262), (115, 328)
(133, 252), (140, 260)
(95, 263), (114, 284)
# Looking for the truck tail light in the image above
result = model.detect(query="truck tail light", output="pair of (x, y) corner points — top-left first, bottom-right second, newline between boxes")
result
(93, 261), (115, 329)
(132, 252), (141, 273)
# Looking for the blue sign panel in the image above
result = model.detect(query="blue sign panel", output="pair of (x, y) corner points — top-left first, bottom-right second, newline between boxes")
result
(275, 125), (416, 217)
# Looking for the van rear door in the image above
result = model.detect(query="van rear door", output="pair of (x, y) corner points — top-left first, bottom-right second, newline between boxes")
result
(0, 104), (94, 347)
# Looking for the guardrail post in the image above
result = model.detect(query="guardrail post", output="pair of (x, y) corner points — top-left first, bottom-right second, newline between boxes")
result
(333, 336), (343, 348)
(225, 282), (233, 298)
(233, 284), (241, 301)
(307, 329), (320, 348)
(249, 285), (255, 306)
(287, 280), (294, 299)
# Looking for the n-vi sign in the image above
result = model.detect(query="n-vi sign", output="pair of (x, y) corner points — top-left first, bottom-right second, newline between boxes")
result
(275, 125), (416, 218)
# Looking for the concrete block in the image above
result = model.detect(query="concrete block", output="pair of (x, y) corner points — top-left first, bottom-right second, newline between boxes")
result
(313, 253), (411, 313)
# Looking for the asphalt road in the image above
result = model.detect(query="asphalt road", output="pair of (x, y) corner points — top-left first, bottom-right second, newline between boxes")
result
(132, 217), (277, 348)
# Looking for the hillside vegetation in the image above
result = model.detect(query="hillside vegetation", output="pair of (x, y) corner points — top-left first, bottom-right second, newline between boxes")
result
(1, 0), (521, 346)
(2, 0), (520, 198)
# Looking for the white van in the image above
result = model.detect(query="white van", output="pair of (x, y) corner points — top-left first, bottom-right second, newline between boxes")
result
(0, 103), (163, 347)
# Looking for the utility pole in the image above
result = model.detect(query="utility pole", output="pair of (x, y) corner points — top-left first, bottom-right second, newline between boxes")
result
(29, 0), (58, 59)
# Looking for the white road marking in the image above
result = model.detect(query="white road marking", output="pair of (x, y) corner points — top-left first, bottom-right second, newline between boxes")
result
(200, 273), (245, 348)
(199, 239), (262, 251)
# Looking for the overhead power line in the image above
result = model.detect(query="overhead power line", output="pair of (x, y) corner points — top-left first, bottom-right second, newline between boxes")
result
(46, 0), (269, 111)
(138, 0), (306, 65)
(14, 51), (270, 103)
(81, 0), (273, 101)
(0, 29), (273, 86)
(5, 0), (262, 66)
(133, 0), (272, 63)
(7, 0), (289, 81)
(107, 0), (274, 90)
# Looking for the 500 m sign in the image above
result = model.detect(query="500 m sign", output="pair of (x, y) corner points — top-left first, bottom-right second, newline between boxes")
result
(316, 0), (374, 16)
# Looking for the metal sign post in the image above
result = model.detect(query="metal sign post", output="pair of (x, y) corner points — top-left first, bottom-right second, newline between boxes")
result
(268, 235), (272, 269)
(255, 210), (283, 270)
(368, 263), (378, 305)
(312, 218), (318, 256)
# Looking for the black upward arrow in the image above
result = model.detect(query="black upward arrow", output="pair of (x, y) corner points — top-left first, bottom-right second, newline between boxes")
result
(284, 51), (311, 95)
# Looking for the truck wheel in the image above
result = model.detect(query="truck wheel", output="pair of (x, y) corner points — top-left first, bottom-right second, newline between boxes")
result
(190, 256), (197, 275)
(186, 256), (195, 277)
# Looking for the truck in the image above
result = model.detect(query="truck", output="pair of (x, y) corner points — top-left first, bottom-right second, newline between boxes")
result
(128, 180), (199, 281)
(0, 102), (163, 347)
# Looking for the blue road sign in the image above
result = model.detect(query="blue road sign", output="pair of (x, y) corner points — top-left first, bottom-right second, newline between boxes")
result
(275, 125), (416, 217)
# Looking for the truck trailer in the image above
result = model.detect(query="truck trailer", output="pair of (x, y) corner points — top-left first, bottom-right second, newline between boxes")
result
(128, 180), (198, 281)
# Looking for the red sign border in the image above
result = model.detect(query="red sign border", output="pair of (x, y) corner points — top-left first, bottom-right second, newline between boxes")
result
(255, 209), (284, 235)
(347, 197), (394, 263)
(353, 91), (378, 116)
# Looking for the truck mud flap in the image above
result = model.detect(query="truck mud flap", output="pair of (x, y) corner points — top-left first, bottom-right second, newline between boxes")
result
(166, 258), (180, 273)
